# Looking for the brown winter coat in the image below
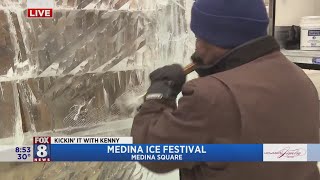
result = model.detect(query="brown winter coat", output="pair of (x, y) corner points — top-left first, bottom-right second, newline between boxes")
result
(131, 36), (320, 180)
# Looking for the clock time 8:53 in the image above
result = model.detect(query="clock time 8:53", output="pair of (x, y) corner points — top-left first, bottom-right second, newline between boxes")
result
(16, 147), (32, 160)
(16, 147), (31, 153)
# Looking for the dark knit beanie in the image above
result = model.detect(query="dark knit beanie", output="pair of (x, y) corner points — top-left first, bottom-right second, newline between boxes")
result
(191, 0), (269, 49)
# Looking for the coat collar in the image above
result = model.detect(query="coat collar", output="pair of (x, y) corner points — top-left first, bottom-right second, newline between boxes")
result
(194, 36), (281, 77)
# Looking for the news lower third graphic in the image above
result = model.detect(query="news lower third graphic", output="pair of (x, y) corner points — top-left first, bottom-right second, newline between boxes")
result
(0, 137), (319, 162)
(27, 0), (54, 18)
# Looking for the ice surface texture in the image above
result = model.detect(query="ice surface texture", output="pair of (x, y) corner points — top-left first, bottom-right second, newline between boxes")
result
(0, 0), (194, 139)
(0, 0), (194, 179)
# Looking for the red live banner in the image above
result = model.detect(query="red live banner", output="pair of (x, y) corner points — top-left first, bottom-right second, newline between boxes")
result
(27, 8), (53, 18)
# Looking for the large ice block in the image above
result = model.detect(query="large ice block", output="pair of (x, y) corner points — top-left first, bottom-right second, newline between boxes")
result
(0, 70), (146, 138)
(17, 70), (145, 133)
(0, 0), (194, 135)
(0, 0), (193, 179)
(0, 0), (193, 79)
(0, 9), (156, 78)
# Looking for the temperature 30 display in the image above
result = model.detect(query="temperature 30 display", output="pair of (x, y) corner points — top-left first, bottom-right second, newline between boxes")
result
(15, 146), (32, 161)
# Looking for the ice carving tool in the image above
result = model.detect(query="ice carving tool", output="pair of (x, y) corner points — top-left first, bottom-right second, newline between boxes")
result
(183, 62), (197, 75)
(118, 60), (197, 115)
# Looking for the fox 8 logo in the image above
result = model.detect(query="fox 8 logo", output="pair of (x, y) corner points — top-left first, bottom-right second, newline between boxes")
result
(33, 137), (51, 162)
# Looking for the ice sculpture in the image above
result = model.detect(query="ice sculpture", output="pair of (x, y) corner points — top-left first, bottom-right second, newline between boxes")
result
(0, 0), (195, 179)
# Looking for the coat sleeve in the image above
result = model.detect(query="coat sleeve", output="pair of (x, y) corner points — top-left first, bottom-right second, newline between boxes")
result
(130, 80), (227, 173)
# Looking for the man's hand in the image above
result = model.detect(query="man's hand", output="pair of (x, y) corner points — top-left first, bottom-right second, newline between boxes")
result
(145, 64), (186, 101)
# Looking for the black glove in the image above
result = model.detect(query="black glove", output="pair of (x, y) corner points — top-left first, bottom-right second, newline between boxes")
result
(145, 64), (186, 101)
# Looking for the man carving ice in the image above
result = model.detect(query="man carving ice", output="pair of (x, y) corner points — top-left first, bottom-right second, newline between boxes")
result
(131, 0), (320, 179)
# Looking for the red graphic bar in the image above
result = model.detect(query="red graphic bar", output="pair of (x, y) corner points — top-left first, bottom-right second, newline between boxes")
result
(27, 8), (53, 18)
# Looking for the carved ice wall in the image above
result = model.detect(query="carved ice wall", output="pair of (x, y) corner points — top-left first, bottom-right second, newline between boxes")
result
(0, 0), (195, 179)
(0, 0), (195, 139)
